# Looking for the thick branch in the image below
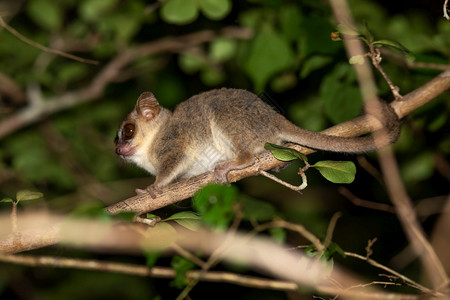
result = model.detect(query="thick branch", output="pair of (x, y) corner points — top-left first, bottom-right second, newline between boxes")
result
(106, 70), (450, 215)
(0, 216), (425, 299)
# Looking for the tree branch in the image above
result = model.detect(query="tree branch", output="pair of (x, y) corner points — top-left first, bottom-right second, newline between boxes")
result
(0, 253), (300, 292)
(0, 16), (99, 65)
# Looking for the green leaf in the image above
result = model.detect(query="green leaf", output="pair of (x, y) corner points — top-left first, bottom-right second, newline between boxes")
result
(279, 5), (302, 41)
(178, 53), (207, 74)
(269, 227), (286, 244)
(200, 68), (225, 86)
(299, 16), (340, 56)
(58, 63), (89, 84)
(312, 160), (356, 184)
(400, 152), (434, 183)
(70, 202), (111, 220)
(161, 0), (198, 25)
(372, 40), (414, 60)
(239, 196), (276, 222)
(193, 184), (237, 230)
(264, 143), (308, 162)
(147, 213), (159, 219)
(174, 218), (202, 231)
(16, 190), (43, 202)
(328, 242), (346, 258)
(144, 252), (160, 268)
(270, 72), (297, 93)
(198, 0), (231, 20)
(79, 0), (118, 21)
(320, 63), (363, 124)
(244, 30), (295, 91)
(210, 38), (237, 62)
(349, 55), (365, 65)
(300, 55), (333, 78)
(170, 256), (195, 289)
(0, 198), (14, 203)
(165, 211), (202, 231)
(336, 24), (359, 36)
(165, 211), (201, 221)
(27, 0), (62, 30)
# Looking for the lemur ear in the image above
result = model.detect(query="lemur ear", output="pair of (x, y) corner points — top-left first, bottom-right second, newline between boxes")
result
(136, 92), (161, 121)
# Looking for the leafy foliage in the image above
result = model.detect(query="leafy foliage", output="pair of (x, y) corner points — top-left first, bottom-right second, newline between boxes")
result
(193, 184), (237, 230)
(0, 190), (43, 204)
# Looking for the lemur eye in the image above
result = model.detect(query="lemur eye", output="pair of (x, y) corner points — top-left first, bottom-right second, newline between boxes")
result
(123, 123), (135, 139)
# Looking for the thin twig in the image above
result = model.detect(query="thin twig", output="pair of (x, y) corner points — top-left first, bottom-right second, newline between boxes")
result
(0, 253), (298, 292)
(381, 49), (450, 71)
(444, 0), (450, 21)
(134, 216), (161, 227)
(0, 16), (99, 65)
(365, 238), (377, 258)
(356, 156), (384, 185)
(344, 251), (440, 296)
(338, 187), (396, 213)
(323, 212), (342, 250)
(171, 243), (206, 268)
(259, 170), (305, 192)
(251, 219), (325, 254)
(368, 45), (402, 100)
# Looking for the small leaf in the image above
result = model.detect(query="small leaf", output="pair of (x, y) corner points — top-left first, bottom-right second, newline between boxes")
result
(312, 160), (356, 184)
(349, 55), (365, 65)
(200, 68), (225, 86)
(0, 198), (14, 203)
(144, 252), (160, 268)
(264, 143), (308, 162)
(147, 213), (159, 219)
(198, 0), (231, 20)
(161, 0), (198, 25)
(165, 211), (202, 231)
(165, 211), (201, 221)
(372, 39), (408, 52)
(70, 202), (110, 219)
(210, 38), (237, 62)
(328, 242), (346, 258)
(174, 218), (202, 231)
(239, 196), (276, 222)
(193, 184), (237, 230)
(27, 0), (62, 30)
(244, 30), (295, 90)
(79, 0), (117, 21)
(269, 227), (286, 244)
(336, 24), (359, 36)
(372, 40), (414, 61)
(178, 53), (207, 74)
(16, 190), (43, 202)
(300, 55), (333, 78)
(171, 256), (195, 288)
